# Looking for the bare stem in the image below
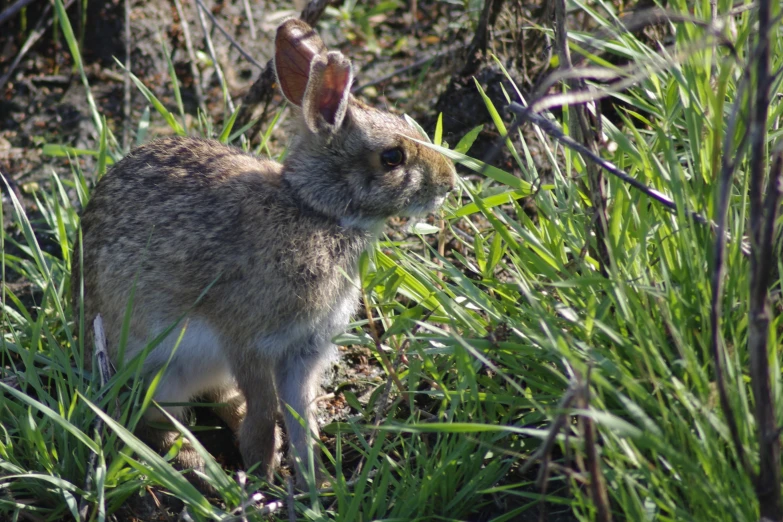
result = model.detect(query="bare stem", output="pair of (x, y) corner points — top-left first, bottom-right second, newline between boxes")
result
(172, 0), (206, 114)
(552, 0), (610, 277)
(745, 1), (783, 519)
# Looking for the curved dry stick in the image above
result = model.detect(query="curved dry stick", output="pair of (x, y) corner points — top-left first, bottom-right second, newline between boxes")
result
(508, 103), (718, 225)
(172, 0), (206, 114)
(78, 315), (114, 520)
(531, 37), (739, 114)
(193, 0), (264, 70)
(0, 0), (37, 27)
(0, 0), (76, 88)
(553, 0), (610, 277)
(747, 1), (782, 517)
(570, 7), (739, 69)
(194, 0), (234, 113)
(709, 57), (755, 484)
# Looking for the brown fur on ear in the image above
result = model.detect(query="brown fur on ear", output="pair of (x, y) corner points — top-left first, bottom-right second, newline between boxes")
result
(274, 19), (327, 106)
(301, 51), (353, 133)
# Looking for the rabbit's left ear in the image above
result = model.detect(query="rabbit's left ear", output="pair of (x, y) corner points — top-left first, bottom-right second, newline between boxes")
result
(274, 19), (326, 107)
(301, 51), (353, 134)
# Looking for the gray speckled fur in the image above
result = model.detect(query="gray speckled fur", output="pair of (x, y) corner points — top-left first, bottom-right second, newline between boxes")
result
(72, 20), (456, 486)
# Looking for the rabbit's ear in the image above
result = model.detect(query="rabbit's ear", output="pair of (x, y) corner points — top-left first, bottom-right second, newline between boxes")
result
(275, 19), (327, 106)
(300, 51), (353, 133)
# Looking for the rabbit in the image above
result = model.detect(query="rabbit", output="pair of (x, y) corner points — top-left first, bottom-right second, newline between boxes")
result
(71, 18), (456, 487)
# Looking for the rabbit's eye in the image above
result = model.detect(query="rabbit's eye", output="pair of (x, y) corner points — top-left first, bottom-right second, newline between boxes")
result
(380, 148), (405, 168)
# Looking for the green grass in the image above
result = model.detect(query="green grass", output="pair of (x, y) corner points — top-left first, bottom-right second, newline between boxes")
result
(2, 0), (783, 520)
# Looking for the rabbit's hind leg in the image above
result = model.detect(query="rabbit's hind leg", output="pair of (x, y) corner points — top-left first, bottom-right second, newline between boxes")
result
(206, 384), (247, 433)
(139, 375), (207, 472)
(136, 415), (205, 470)
(136, 326), (235, 474)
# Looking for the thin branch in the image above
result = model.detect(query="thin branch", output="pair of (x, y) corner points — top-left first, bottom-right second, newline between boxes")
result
(728, 1), (757, 16)
(372, 308), (436, 426)
(349, 303), (436, 484)
(0, 0), (36, 27)
(507, 103), (752, 258)
(255, 501), (284, 516)
(575, 8), (738, 69)
(352, 45), (459, 94)
(78, 315), (113, 521)
(194, 0), (234, 114)
(747, 1), (782, 518)
(122, 0), (132, 150)
(0, 0), (77, 88)
(193, 0), (264, 69)
(361, 293), (407, 401)
(530, 34), (737, 115)
(579, 368), (612, 522)
(298, 0), (330, 27)
(461, 0), (506, 76)
(286, 477), (296, 522)
(749, 10), (769, 245)
(553, 0), (610, 277)
(172, 0), (206, 115)
(709, 50), (756, 482)
(242, 0), (256, 40)
(517, 383), (580, 479)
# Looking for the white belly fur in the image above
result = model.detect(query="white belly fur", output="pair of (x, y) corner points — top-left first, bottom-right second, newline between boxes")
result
(138, 291), (357, 408)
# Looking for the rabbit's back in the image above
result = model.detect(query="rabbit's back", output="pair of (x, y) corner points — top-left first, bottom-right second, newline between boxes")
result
(75, 137), (371, 363)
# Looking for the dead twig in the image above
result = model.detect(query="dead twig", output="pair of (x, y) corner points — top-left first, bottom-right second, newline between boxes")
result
(286, 477), (296, 522)
(242, 0), (256, 40)
(172, 0), (206, 115)
(529, 27), (737, 115)
(747, 4), (782, 516)
(349, 303), (436, 484)
(78, 315), (114, 521)
(506, 103), (753, 258)
(461, 0), (506, 76)
(516, 383), (580, 480)
(122, 0), (132, 149)
(228, 470), (264, 522)
(728, 1), (757, 16)
(352, 45), (460, 94)
(0, 0), (76, 88)
(579, 368), (611, 522)
(255, 500), (284, 516)
(372, 308), (436, 426)
(0, 0), (37, 27)
(708, 45), (755, 481)
(361, 293), (407, 405)
(553, 0), (610, 277)
(569, 8), (738, 72)
(194, 0), (235, 113)
(229, 470), (380, 521)
(193, 0), (264, 70)
(750, 144), (783, 520)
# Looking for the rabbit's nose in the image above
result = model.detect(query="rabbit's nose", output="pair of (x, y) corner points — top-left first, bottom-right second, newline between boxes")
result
(433, 178), (452, 197)
(440, 167), (457, 195)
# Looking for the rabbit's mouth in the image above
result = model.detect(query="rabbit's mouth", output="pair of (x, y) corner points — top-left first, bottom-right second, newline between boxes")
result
(403, 195), (447, 217)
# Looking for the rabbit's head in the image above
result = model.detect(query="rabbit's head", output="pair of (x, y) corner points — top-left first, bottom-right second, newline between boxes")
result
(274, 19), (456, 230)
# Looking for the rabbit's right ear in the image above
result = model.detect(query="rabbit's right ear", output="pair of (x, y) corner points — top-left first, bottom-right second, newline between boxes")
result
(275, 19), (353, 134)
